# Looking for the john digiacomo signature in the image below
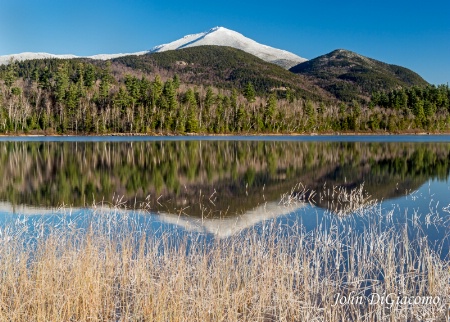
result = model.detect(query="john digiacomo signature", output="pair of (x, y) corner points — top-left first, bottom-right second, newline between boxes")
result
(332, 292), (442, 309)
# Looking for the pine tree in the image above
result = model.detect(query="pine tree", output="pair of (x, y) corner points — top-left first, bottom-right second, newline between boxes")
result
(411, 93), (425, 126)
(114, 87), (133, 132)
(231, 89), (238, 131)
(244, 82), (256, 103)
(214, 94), (224, 133)
(222, 95), (231, 132)
(203, 87), (214, 130)
(264, 93), (277, 130)
(76, 64), (86, 98)
(185, 89), (198, 133)
(175, 108), (185, 133)
(38, 67), (51, 90)
(235, 105), (246, 132)
(172, 74), (180, 90)
(151, 75), (163, 112)
(204, 87), (214, 111)
(285, 88), (294, 103)
(4, 59), (17, 89)
(304, 100), (316, 130)
(66, 83), (80, 131)
(125, 75), (140, 101)
(163, 80), (177, 111)
(98, 63), (111, 106)
(424, 100), (436, 118)
(84, 64), (96, 89)
(53, 62), (70, 132)
(55, 63), (70, 104)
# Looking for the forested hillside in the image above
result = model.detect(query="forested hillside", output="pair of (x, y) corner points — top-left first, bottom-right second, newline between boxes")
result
(290, 49), (429, 103)
(0, 48), (449, 135)
(113, 46), (326, 100)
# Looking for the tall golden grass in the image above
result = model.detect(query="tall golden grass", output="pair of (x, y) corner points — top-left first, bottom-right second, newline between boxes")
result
(0, 188), (448, 321)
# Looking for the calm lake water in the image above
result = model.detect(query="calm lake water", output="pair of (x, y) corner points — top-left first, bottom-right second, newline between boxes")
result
(0, 135), (449, 254)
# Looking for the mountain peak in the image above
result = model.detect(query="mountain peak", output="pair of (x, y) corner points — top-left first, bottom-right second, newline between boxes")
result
(290, 49), (428, 101)
(150, 26), (307, 69)
(0, 27), (306, 69)
(208, 26), (224, 32)
(329, 49), (366, 59)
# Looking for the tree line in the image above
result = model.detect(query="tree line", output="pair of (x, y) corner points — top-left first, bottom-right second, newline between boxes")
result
(0, 59), (449, 134)
(371, 85), (450, 130)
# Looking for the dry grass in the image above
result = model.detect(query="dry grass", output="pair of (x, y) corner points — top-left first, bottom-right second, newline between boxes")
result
(0, 189), (448, 321)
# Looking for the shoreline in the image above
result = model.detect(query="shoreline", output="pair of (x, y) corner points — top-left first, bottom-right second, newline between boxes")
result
(1, 130), (450, 137)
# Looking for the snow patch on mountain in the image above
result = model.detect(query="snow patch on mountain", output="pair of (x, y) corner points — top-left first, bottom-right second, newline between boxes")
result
(0, 51), (149, 65)
(0, 52), (77, 65)
(150, 27), (307, 69)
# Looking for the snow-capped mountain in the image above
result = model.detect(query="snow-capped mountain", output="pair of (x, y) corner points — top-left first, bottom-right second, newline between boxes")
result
(0, 51), (149, 65)
(158, 201), (304, 238)
(151, 27), (307, 69)
(0, 27), (306, 69)
(0, 52), (76, 65)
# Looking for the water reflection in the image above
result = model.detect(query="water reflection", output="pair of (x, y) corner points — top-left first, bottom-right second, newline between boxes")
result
(0, 138), (449, 219)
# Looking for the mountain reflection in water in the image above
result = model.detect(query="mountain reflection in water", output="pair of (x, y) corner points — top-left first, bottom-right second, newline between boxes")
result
(0, 138), (449, 220)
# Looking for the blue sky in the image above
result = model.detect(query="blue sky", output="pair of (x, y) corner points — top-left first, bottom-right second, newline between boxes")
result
(1, 0), (449, 85)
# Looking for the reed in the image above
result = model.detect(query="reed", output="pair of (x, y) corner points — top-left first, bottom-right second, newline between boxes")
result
(0, 187), (448, 321)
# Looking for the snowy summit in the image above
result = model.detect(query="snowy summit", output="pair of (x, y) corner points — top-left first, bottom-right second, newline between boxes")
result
(151, 27), (307, 69)
(0, 27), (306, 69)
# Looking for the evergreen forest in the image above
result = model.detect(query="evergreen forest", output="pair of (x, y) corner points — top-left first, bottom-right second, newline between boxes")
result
(0, 55), (449, 135)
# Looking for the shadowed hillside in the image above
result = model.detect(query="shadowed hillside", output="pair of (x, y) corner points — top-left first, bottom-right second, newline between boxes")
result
(290, 49), (428, 102)
(113, 46), (328, 100)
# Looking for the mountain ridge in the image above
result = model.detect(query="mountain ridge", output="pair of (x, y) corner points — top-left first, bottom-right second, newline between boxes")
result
(150, 27), (307, 69)
(0, 51), (150, 65)
(112, 45), (329, 101)
(290, 49), (428, 102)
(0, 26), (306, 69)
